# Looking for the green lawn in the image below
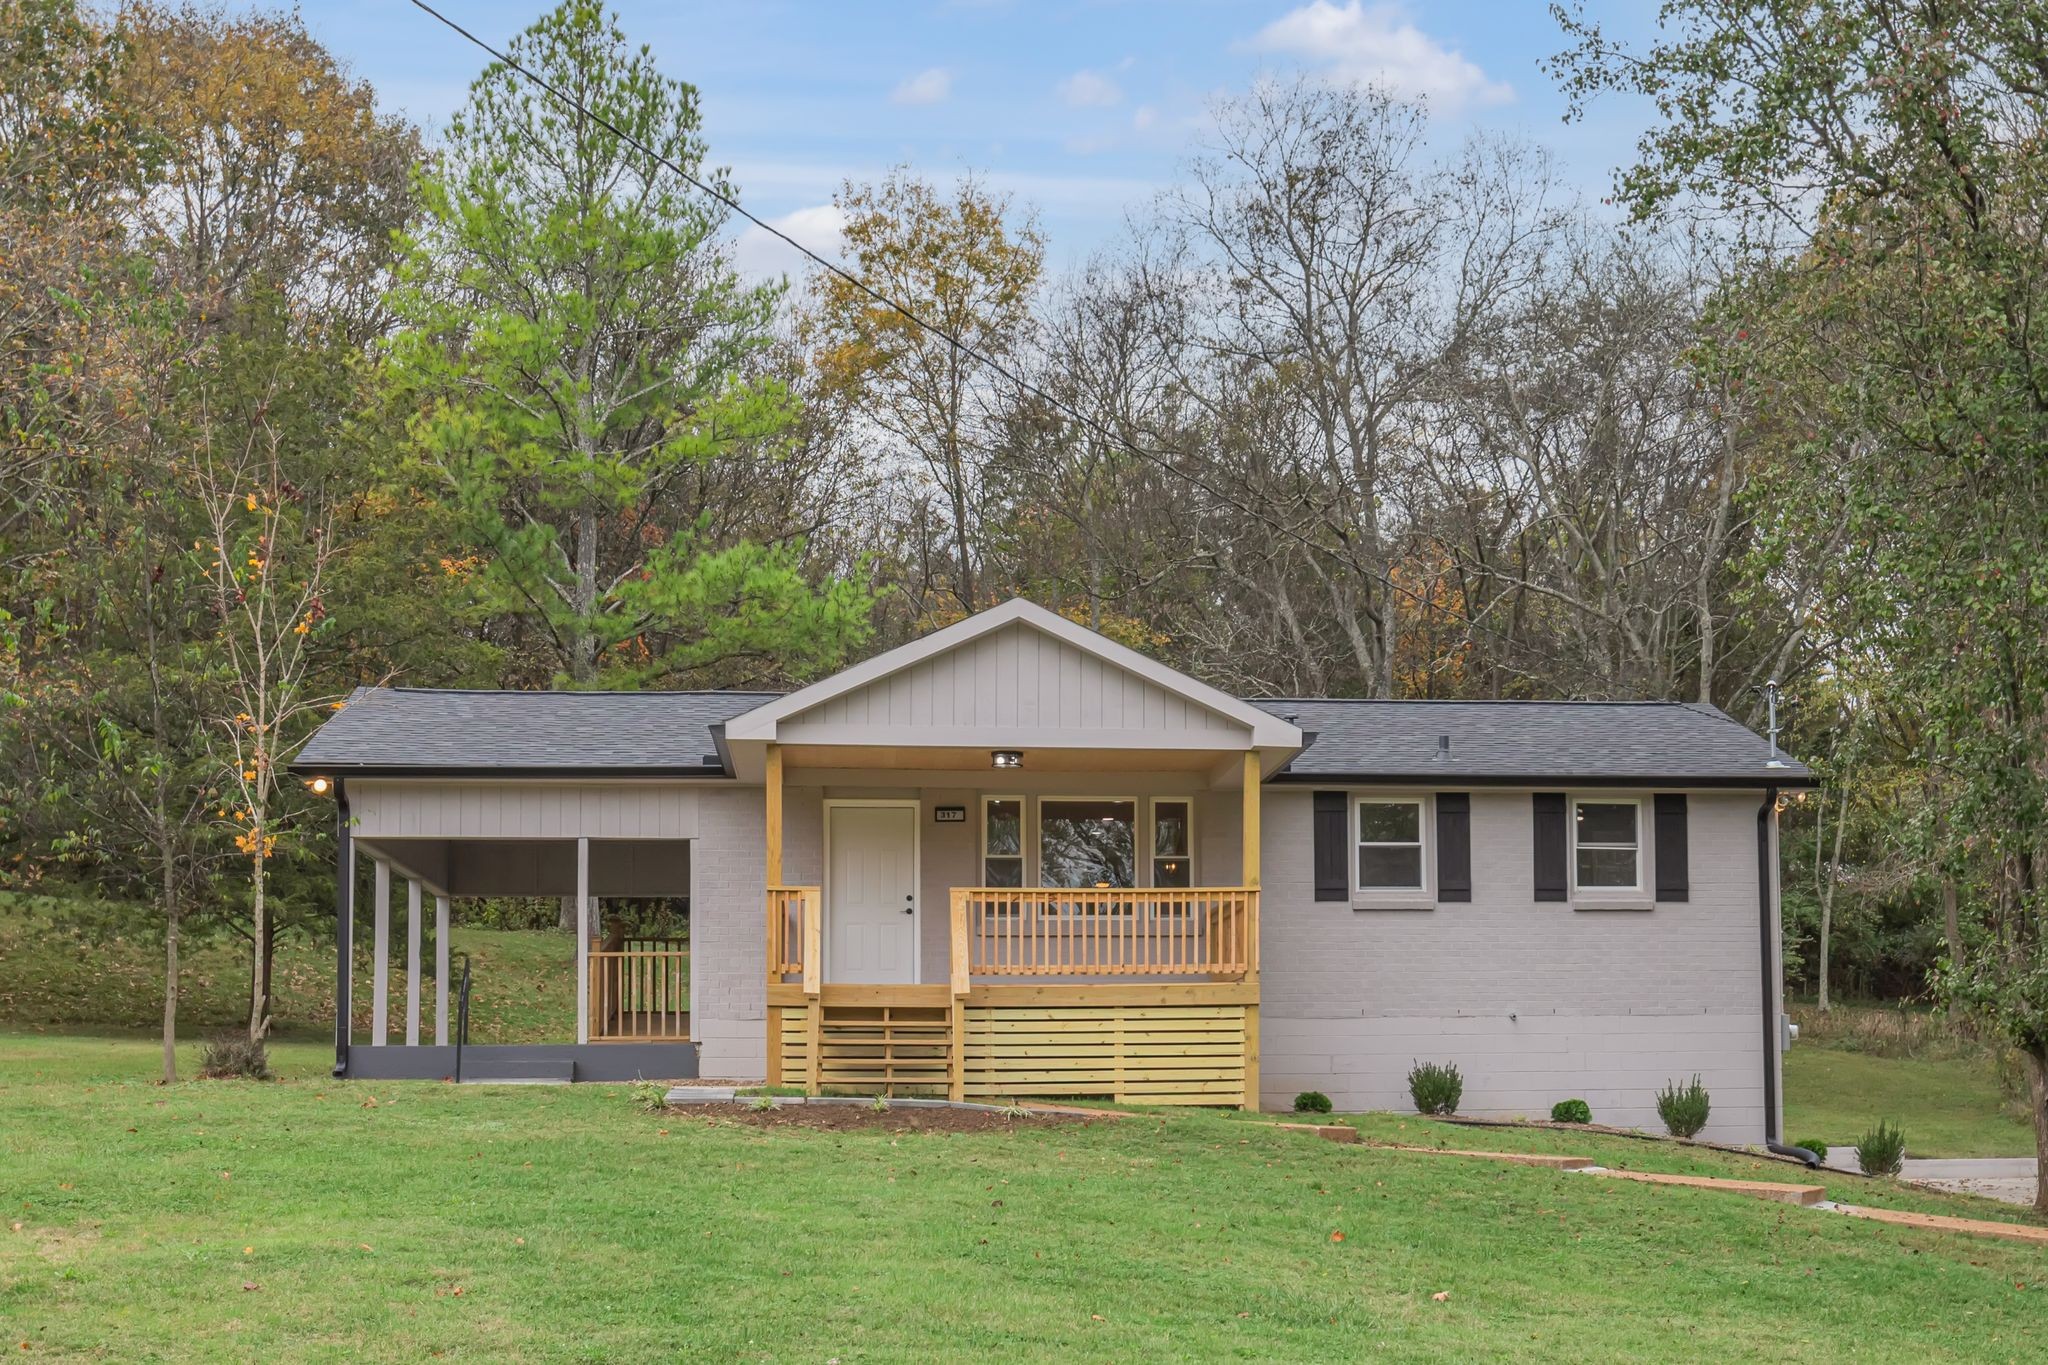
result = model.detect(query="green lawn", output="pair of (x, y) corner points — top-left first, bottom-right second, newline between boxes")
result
(1785, 1044), (2036, 1158)
(4, 1033), (2047, 1361)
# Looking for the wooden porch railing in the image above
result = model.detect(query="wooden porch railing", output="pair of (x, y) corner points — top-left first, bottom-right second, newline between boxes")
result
(766, 885), (822, 991)
(588, 937), (689, 1041)
(950, 887), (1259, 982)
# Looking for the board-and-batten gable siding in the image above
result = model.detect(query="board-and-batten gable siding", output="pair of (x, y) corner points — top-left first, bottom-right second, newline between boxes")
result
(773, 622), (1250, 746)
(349, 780), (702, 841)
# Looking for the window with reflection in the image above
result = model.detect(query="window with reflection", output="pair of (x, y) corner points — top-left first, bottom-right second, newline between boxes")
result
(1039, 798), (1136, 889)
(983, 797), (1023, 887)
(1152, 800), (1192, 888)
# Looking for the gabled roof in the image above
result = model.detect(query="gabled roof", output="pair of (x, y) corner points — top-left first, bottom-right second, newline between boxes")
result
(721, 598), (1304, 749)
(290, 687), (775, 776)
(1258, 698), (1813, 786)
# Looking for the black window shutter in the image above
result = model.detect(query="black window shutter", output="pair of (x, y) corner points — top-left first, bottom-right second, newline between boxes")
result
(1654, 793), (1690, 902)
(1436, 793), (1471, 902)
(1532, 792), (1568, 901)
(1313, 791), (1348, 902)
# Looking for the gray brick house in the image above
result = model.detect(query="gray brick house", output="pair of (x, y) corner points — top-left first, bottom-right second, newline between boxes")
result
(292, 597), (1811, 1142)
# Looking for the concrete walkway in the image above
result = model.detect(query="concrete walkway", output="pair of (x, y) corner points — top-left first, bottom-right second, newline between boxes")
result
(1820, 1151), (2038, 1206)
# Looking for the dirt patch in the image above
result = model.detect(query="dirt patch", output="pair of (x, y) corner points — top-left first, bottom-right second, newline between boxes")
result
(667, 1102), (1093, 1134)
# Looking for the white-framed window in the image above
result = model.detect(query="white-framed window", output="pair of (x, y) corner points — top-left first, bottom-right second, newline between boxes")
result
(982, 796), (1024, 888)
(1572, 798), (1641, 892)
(1151, 799), (1193, 888)
(1356, 796), (1427, 891)
(1038, 797), (1137, 890)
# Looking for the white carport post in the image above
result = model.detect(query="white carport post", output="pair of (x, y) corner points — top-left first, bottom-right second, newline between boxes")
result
(434, 894), (450, 1045)
(371, 859), (390, 1045)
(405, 879), (422, 1046)
(575, 836), (591, 1045)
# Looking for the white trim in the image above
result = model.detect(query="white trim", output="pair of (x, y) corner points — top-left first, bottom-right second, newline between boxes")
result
(722, 597), (1303, 748)
(1570, 795), (1644, 895)
(823, 799), (923, 984)
(371, 859), (390, 1046)
(574, 837), (590, 1045)
(1354, 794), (1432, 896)
(1149, 796), (1195, 889)
(405, 879), (422, 1047)
(981, 794), (1026, 889)
(433, 894), (450, 1046)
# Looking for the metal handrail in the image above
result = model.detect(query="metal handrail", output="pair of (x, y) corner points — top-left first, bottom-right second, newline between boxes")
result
(452, 952), (472, 1083)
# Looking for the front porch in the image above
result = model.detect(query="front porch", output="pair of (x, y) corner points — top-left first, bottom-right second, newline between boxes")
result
(757, 756), (1266, 1108)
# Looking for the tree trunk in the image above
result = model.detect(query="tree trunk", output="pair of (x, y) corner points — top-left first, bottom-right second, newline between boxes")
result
(1816, 779), (1848, 1012)
(2027, 1049), (2048, 1218)
(247, 851), (270, 1040)
(572, 497), (600, 684)
(161, 882), (181, 1085)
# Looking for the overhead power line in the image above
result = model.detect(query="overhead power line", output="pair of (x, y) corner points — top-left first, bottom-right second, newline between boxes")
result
(405, 0), (1582, 680)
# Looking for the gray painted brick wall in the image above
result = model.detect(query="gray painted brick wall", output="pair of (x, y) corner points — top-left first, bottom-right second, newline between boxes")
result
(1256, 787), (1772, 1140)
(691, 778), (1779, 1141)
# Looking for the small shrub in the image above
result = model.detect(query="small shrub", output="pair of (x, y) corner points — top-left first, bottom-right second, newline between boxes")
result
(1550, 1098), (1592, 1125)
(629, 1080), (668, 1113)
(998, 1102), (1031, 1119)
(1856, 1120), (1907, 1176)
(199, 1033), (270, 1081)
(1407, 1061), (1463, 1116)
(1655, 1075), (1711, 1138)
(748, 1094), (778, 1113)
(1293, 1090), (1333, 1114)
(868, 1095), (891, 1113)
(1794, 1137), (1829, 1161)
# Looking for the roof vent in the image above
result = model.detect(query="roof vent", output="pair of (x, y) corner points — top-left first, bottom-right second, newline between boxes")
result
(1435, 734), (1452, 762)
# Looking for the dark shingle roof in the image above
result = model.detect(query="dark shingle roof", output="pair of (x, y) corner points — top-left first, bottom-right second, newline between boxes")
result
(293, 687), (1810, 786)
(1254, 699), (1811, 786)
(290, 687), (776, 774)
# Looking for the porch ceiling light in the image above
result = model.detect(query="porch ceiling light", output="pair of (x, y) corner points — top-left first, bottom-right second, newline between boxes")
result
(991, 750), (1023, 769)
(306, 776), (331, 795)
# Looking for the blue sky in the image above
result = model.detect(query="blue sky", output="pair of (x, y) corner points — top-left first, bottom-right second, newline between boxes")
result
(306, 1), (1659, 277)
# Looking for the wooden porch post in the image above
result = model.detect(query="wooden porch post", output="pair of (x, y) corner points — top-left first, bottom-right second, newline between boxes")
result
(575, 836), (590, 1046)
(371, 859), (390, 1046)
(434, 894), (450, 1046)
(1241, 750), (1262, 1113)
(405, 879), (422, 1046)
(765, 742), (784, 1086)
(949, 890), (969, 1102)
(765, 741), (784, 884)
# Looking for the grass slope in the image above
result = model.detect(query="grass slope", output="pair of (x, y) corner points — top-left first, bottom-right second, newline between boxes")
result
(3, 1033), (2045, 1362)
(1785, 1045), (2035, 1158)
(0, 898), (614, 1046)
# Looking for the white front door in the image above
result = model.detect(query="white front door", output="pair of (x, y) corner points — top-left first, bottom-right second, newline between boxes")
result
(826, 804), (919, 983)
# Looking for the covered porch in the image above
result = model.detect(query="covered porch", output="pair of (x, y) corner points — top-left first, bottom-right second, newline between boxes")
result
(728, 602), (1300, 1108)
(336, 786), (703, 1083)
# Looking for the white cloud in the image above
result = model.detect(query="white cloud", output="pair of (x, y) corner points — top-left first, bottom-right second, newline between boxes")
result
(1248, 2), (1512, 113)
(1056, 69), (1123, 108)
(1131, 104), (1158, 131)
(732, 203), (847, 282)
(890, 67), (953, 106)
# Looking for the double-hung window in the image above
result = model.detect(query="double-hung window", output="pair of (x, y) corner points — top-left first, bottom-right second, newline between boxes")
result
(1356, 797), (1426, 891)
(982, 797), (1024, 888)
(1151, 800), (1192, 888)
(1572, 799), (1641, 891)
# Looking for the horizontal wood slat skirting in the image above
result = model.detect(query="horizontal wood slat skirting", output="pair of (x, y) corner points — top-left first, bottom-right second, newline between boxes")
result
(774, 993), (1251, 1107)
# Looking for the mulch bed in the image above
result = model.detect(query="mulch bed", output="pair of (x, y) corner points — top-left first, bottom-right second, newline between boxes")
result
(668, 1102), (1092, 1134)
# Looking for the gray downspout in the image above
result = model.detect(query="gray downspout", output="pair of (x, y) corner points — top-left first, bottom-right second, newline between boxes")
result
(1757, 786), (1779, 1144)
(333, 783), (352, 1080)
